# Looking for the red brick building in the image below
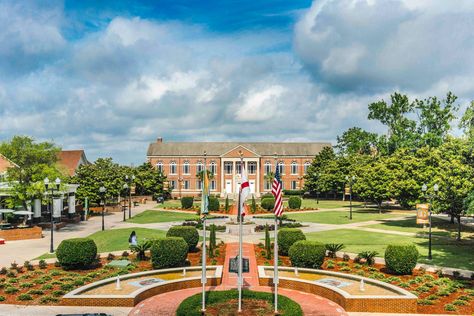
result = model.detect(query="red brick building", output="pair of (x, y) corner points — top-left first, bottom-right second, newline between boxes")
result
(147, 138), (331, 198)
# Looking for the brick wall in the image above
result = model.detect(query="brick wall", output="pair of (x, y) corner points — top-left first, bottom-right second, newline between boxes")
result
(0, 226), (42, 241)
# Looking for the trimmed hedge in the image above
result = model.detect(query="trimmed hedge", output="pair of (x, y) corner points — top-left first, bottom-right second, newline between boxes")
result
(283, 190), (304, 196)
(277, 228), (306, 256)
(176, 290), (303, 316)
(288, 196), (302, 209)
(181, 197), (194, 209)
(208, 196), (220, 212)
(385, 243), (419, 275)
(261, 197), (275, 211)
(289, 241), (325, 268)
(166, 226), (199, 251)
(56, 238), (97, 270)
(150, 237), (188, 269)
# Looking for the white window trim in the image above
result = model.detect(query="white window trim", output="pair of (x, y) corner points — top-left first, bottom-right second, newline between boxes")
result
(170, 162), (177, 175)
(291, 162), (298, 175)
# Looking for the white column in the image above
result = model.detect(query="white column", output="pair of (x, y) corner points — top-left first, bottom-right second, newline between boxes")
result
(68, 194), (76, 214)
(221, 159), (225, 197)
(53, 198), (61, 218)
(33, 199), (41, 218)
(256, 159), (260, 197)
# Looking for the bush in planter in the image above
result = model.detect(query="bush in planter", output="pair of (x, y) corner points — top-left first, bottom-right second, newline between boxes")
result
(384, 243), (419, 275)
(277, 228), (306, 256)
(261, 197), (275, 212)
(181, 197), (194, 209)
(56, 238), (97, 270)
(208, 197), (220, 212)
(288, 241), (326, 268)
(166, 226), (199, 251)
(150, 237), (188, 269)
(288, 196), (302, 209)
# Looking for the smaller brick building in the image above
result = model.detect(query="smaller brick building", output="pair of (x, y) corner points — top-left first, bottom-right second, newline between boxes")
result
(147, 138), (331, 198)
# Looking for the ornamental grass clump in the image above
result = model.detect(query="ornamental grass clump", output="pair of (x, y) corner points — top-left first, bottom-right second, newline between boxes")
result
(166, 226), (199, 251)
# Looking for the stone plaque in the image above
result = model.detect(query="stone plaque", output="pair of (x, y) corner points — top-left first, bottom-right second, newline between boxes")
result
(229, 256), (249, 273)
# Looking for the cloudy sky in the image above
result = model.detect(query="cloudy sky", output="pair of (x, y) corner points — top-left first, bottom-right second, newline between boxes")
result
(1, 0), (473, 164)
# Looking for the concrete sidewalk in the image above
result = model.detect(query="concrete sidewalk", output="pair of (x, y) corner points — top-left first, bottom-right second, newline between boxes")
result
(0, 305), (131, 316)
(0, 202), (156, 266)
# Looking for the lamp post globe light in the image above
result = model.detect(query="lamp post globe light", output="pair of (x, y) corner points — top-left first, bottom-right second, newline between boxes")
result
(421, 183), (439, 260)
(122, 183), (129, 222)
(44, 177), (61, 253)
(125, 175), (135, 219)
(345, 175), (356, 220)
(99, 186), (106, 231)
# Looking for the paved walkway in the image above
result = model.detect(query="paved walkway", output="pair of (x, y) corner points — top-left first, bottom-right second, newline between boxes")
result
(129, 242), (348, 315)
(0, 201), (156, 266)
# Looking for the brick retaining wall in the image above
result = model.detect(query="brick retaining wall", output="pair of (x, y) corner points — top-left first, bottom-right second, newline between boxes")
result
(0, 226), (42, 241)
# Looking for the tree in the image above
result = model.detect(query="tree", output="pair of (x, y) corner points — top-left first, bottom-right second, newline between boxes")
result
(0, 136), (64, 208)
(336, 127), (380, 156)
(134, 162), (167, 196)
(414, 92), (458, 148)
(196, 170), (214, 182)
(459, 100), (474, 140)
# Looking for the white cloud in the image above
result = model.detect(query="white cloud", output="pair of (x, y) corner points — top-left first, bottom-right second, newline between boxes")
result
(235, 85), (286, 122)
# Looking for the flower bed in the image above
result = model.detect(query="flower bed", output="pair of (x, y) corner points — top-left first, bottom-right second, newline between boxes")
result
(253, 244), (474, 314)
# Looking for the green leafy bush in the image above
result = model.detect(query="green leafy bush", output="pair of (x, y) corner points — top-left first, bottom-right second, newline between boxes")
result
(39, 259), (48, 269)
(130, 239), (152, 260)
(325, 243), (345, 258)
(208, 197), (220, 211)
(384, 243), (419, 275)
(176, 290), (303, 316)
(17, 294), (33, 301)
(20, 282), (33, 288)
(150, 237), (188, 269)
(5, 286), (19, 294)
(166, 226), (199, 251)
(0, 296), (4, 302)
(51, 290), (65, 297)
(288, 196), (302, 209)
(27, 289), (44, 295)
(41, 284), (53, 290)
(277, 228), (306, 256)
(289, 241), (325, 269)
(56, 238), (97, 270)
(261, 197), (275, 211)
(358, 250), (378, 265)
(181, 197), (194, 209)
(39, 295), (59, 304)
(444, 304), (456, 311)
(60, 283), (74, 291)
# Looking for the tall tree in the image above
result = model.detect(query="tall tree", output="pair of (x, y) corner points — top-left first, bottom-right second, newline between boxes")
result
(134, 162), (167, 196)
(336, 127), (380, 156)
(459, 100), (474, 140)
(0, 136), (64, 208)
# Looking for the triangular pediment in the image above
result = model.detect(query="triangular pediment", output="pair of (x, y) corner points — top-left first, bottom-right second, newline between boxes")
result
(220, 145), (260, 158)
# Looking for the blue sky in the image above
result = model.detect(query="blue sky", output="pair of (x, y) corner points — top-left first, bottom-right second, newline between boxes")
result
(1, 0), (474, 164)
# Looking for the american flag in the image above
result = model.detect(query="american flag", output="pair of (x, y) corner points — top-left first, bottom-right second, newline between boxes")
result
(272, 164), (283, 217)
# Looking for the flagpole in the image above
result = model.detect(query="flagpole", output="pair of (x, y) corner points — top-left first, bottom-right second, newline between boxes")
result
(201, 151), (207, 312)
(238, 151), (243, 313)
(273, 154), (279, 314)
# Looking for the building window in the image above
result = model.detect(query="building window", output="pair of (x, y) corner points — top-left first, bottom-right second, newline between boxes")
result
(291, 181), (297, 190)
(278, 161), (284, 174)
(210, 161), (217, 175)
(170, 180), (176, 189)
(264, 180), (271, 191)
(170, 162), (177, 175)
(197, 162), (203, 173)
(210, 180), (216, 191)
(183, 161), (190, 175)
(156, 162), (164, 173)
(304, 161), (311, 174)
(224, 162), (233, 174)
(291, 162), (298, 175)
(236, 162), (242, 174)
(184, 180), (190, 190)
(248, 161), (257, 174)
(197, 180), (202, 190)
(264, 161), (272, 175)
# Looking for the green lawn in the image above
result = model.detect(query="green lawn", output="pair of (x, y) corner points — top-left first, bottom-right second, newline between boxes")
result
(305, 229), (474, 270)
(365, 216), (474, 238)
(259, 209), (407, 225)
(298, 199), (363, 210)
(128, 210), (199, 223)
(36, 227), (166, 260)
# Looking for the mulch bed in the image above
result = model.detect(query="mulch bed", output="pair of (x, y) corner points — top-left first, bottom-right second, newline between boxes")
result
(205, 298), (273, 316)
(253, 244), (474, 315)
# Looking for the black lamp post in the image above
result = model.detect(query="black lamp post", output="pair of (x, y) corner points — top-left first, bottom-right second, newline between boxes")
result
(99, 186), (106, 231)
(346, 175), (356, 220)
(316, 172), (321, 204)
(125, 175), (135, 219)
(44, 177), (61, 253)
(422, 183), (439, 260)
(122, 183), (128, 222)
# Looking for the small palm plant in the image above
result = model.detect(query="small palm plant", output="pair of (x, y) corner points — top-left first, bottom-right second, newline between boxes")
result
(130, 240), (152, 261)
(325, 243), (346, 258)
(358, 250), (378, 265)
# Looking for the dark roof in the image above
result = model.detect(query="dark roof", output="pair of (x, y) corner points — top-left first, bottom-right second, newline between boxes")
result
(147, 141), (331, 157)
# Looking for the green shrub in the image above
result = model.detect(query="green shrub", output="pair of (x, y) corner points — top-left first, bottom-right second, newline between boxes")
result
(60, 283), (74, 291)
(27, 289), (44, 295)
(325, 243), (345, 258)
(208, 197), (220, 211)
(41, 284), (53, 290)
(288, 196), (302, 209)
(39, 259), (48, 269)
(358, 250), (378, 265)
(176, 290), (303, 316)
(56, 238), (97, 270)
(251, 195), (257, 213)
(417, 299), (434, 305)
(453, 299), (467, 306)
(277, 228), (306, 256)
(261, 197), (275, 212)
(150, 237), (188, 269)
(17, 294), (33, 301)
(444, 304), (456, 311)
(39, 295), (59, 304)
(384, 243), (419, 275)
(130, 239), (152, 261)
(0, 296), (4, 302)
(181, 197), (194, 209)
(166, 226), (199, 251)
(20, 282), (33, 288)
(5, 286), (19, 294)
(51, 290), (65, 297)
(288, 241), (325, 269)
(73, 279), (85, 286)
